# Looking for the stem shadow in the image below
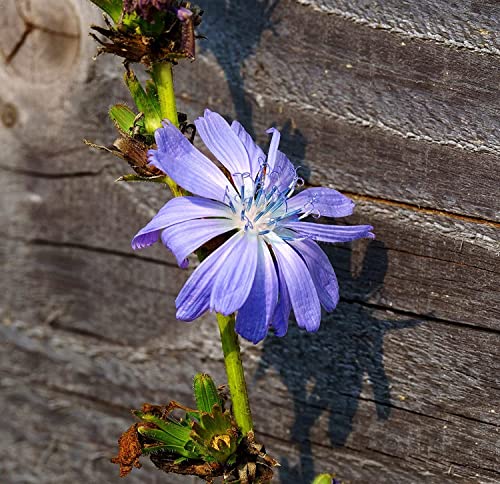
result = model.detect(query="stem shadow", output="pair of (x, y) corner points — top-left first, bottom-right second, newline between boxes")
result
(197, 0), (280, 134)
(256, 241), (421, 483)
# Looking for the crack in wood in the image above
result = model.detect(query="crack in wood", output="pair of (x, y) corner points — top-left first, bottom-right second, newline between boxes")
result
(3, 236), (178, 269)
(42, 383), (132, 415)
(0, 163), (114, 179)
(343, 298), (500, 336)
(342, 191), (500, 229)
(5, 23), (33, 64)
(47, 319), (126, 347)
(5, 2), (80, 65)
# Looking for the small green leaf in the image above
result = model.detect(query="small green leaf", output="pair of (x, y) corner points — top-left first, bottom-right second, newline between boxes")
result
(134, 412), (191, 446)
(145, 80), (161, 116)
(137, 427), (199, 459)
(312, 474), (335, 484)
(193, 373), (222, 414)
(141, 444), (173, 455)
(88, 0), (123, 23)
(109, 104), (137, 133)
(124, 69), (162, 133)
(116, 174), (171, 184)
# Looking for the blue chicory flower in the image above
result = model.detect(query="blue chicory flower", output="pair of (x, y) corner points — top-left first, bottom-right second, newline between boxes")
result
(132, 110), (374, 343)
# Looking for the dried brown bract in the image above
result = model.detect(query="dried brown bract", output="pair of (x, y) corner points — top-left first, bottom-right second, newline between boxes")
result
(110, 424), (143, 477)
(90, 3), (202, 65)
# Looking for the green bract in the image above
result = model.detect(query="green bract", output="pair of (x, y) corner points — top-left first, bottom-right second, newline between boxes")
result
(191, 405), (239, 465)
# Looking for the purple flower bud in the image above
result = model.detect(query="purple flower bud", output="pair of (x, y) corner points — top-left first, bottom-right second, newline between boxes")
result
(175, 6), (193, 22)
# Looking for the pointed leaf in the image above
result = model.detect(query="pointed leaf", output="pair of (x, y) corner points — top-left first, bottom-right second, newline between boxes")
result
(88, 0), (122, 23)
(137, 427), (199, 459)
(134, 412), (191, 446)
(109, 104), (137, 133)
(124, 69), (162, 133)
(145, 80), (161, 115)
(312, 474), (336, 484)
(116, 174), (172, 184)
(193, 373), (222, 414)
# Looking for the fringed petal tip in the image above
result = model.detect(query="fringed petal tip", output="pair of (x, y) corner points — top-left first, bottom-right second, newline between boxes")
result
(147, 149), (162, 170)
(271, 324), (288, 338)
(235, 324), (268, 344)
(174, 307), (197, 322)
(131, 231), (160, 250)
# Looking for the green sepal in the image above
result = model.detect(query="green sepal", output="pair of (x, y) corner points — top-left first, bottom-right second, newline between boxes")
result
(193, 373), (223, 414)
(190, 405), (239, 464)
(312, 474), (335, 484)
(124, 69), (162, 133)
(88, 0), (123, 23)
(116, 174), (171, 184)
(121, 11), (166, 37)
(186, 411), (201, 422)
(134, 411), (190, 445)
(109, 104), (137, 133)
(145, 80), (161, 116)
(141, 444), (175, 456)
(137, 427), (199, 459)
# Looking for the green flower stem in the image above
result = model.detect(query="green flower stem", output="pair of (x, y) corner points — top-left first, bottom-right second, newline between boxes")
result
(216, 313), (254, 434)
(150, 61), (184, 196)
(152, 62), (179, 127)
(150, 61), (253, 435)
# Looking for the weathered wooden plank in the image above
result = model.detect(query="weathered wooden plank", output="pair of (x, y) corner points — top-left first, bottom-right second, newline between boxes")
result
(0, 0), (125, 174)
(2, 0), (499, 483)
(176, 0), (500, 221)
(294, 0), (500, 55)
(179, 78), (500, 222)
(2, 298), (499, 483)
(0, 382), (196, 483)
(2, 169), (498, 331)
(240, 0), (500, 151)
(0, 239), (181, 344)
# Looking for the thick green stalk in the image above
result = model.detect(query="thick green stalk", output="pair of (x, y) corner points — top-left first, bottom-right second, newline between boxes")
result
(216, 313), (253, 434)
(152, 62), (179, 127)
(151, 61), (253, 435)
(150, 62), (183, 197)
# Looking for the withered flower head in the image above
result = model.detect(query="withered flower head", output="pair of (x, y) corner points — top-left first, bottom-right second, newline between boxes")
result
(90, 0), (202, 64)
(123, 0), (173, 21)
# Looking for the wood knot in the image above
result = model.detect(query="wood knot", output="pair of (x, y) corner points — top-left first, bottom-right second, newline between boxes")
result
(0, 0), (81, 84)
(1, 102), (17, 127)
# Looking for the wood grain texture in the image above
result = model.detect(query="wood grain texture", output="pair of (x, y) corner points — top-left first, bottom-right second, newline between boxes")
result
(179, 0), (500, 222)
(1, 0), (499, 483)
(295, 0), (500, 55)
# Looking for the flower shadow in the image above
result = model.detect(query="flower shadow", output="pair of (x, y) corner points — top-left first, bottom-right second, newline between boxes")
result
(198, 0), (280, 135)
(255, 240), (421, 483)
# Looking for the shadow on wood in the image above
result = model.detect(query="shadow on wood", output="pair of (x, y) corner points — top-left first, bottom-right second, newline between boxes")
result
(198, 0), (279, 134)
(256, 241), (422, 483)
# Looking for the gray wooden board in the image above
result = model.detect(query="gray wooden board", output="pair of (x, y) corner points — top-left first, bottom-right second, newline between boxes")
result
(177, 0), (500, 222)
(1, 0), (499, 483)
(2, 290), (499, 482)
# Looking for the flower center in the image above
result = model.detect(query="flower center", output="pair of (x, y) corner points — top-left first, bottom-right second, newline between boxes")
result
(226, 162), (306, 236)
